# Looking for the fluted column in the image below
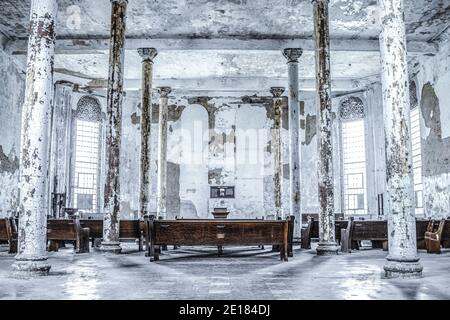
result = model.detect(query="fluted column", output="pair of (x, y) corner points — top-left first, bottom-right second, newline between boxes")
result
(101, 0), (128, 254)
(379, 0), (423, 278)
(12, 0), (57, 274)
(283, 48), (303, 234)
(156, 87), (171, 219)
(138, 48), (158, 218)
(270, 87), (285, 220)
(312, 0), (338, 255)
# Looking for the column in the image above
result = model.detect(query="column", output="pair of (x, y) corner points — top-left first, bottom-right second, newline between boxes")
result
(12, 0), (57, 274)
(312, 0), (338, 255)
(156, 87), (172, 219)
(379, 0), (423, 278)
(101, 0), (128, 254)
(270, 87), (285, 220)
(138, 48), (158, 218)
(283, 48), (303, 233)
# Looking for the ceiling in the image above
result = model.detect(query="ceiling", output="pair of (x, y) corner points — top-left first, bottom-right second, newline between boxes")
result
(1, 0), (449, 94)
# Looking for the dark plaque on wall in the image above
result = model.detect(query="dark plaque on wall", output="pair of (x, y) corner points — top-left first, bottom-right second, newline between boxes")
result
(210, 186), (235, 199)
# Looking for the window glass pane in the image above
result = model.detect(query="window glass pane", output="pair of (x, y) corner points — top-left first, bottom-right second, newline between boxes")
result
(342, 119), (367, 215)
(71, 119), (100, 212)
(410, 107), (424, 214)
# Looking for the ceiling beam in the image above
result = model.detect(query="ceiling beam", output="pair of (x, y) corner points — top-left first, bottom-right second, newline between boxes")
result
(6, 37), (438, 55)
(60, 75), (379, 92)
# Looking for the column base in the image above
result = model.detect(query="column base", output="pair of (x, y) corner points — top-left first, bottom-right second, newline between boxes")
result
(99, 241), (122, 254)
(384, 257), (423, 279)
(12, 255), (51, 275)
(316, 242), (339, 256)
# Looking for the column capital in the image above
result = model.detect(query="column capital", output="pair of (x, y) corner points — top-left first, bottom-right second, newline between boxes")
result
(270, 87), (285, 98)
(138, 48), (158, 62)
(111, 0), (128, 3)
(283, 48), (303, 63)
(158, 87), (172, 97)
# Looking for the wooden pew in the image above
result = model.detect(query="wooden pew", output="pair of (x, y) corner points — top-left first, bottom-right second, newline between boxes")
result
(347, 220), (388, 250)
(79, 219), (146, 251)
(145, 216), (290, 262)
(302, 217), (450, 253)
(119, 220), (146, 251)
(47, 219), (90, 253)
(300, 218), (348, 249)
(0, 218), (17, 254)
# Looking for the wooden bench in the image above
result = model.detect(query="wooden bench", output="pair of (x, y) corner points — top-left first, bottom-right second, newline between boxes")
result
(79, 219), (146, 251)
(0, 218), (17, 254)
(47, 219), (90, 253)
(145, 216), (291, 262)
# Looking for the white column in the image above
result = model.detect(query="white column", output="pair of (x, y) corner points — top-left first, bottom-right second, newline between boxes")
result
(283, 48), (303, 235)
(270, 87), (285, 220)
(312, 0), (338, 255)
(101, 0), (128, 254)
(12, 0), (57, 274)
(156, 87), (171, 219)
(138, 48), (157, 218)
(379, 0), (423, 278)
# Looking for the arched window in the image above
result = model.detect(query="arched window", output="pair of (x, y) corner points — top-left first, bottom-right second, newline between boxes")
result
(409, 81), (423, 215)
(70, 96), (102, 212)
(340, 97), (367, 215)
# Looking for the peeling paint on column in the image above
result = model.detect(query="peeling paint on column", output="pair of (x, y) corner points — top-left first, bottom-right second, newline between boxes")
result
(137, 48), (157, 218)
(270, 87), (285, 219)
(313, 0), (338, 255)
(101, 0), (128, 254)
(12, 0), (57, 274)
(379, 0), (422, 278)
(157, 87), (171, 219)
(283, 48), (302, 236)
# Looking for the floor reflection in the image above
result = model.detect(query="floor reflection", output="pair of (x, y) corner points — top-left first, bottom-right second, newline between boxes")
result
(65, 259), (99, 300)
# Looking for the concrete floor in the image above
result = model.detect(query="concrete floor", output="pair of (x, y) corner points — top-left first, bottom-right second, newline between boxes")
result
(0, 243), (449, 300)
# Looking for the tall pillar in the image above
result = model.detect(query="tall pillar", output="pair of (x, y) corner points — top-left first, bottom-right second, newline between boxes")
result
(270, 87), (285, 220)
(379, 0), (423, 278)
(101, 0), (128, 254)
(12, 0), (57, 274)
(137, 48), (158, 218)
(312, 0), (338, 255)
(156, 87), (171, 219)
(283, 48), (303, 231)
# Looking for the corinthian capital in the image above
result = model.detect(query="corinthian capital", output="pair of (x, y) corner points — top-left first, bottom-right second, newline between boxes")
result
(283, 48), (303, 63)
(270, 87), (285, 98)
(138, 48), (158, 62)
(158, 87), (172, 98)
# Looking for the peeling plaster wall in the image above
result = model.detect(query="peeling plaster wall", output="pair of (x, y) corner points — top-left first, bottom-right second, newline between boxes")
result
(301, 99), (319, 215)
(0, 47), (25, 217)
(411, 30), (450, 218)
(120, 93), (293, 219)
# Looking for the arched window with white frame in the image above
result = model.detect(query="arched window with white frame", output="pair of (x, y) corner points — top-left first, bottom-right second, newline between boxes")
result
(339, 97), (367, 215)
(69, 96), (103, 213)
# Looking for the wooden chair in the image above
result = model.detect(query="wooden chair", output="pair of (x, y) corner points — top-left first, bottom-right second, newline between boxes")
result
(425, 219), (445, 254)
